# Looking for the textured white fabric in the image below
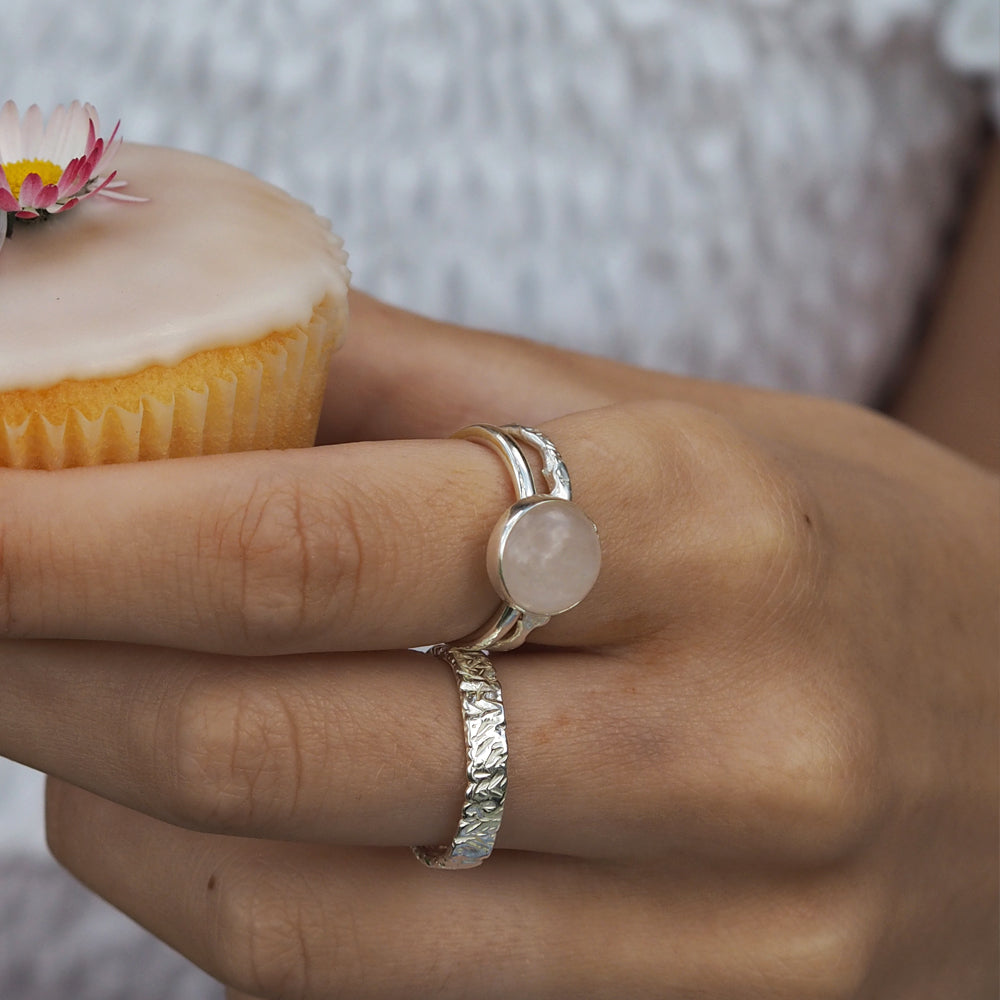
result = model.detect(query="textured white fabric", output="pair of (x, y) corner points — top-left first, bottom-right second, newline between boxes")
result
(0, 763), (44, 856)
(941, 0), (1000, 117)
(0, 856), (221, 1000)
(0, 0), (995, 996)
(0, 0), (994, 405)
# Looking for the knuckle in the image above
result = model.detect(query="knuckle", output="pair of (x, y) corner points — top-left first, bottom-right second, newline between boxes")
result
(702, 430), (819, 598)
(758, 889), (882, 1000)
(600, 402), (822, 617)
(740, 462), (817, 587)
(203, 470), (361, 648)
(160, 672), (307, 833)
(753, 685), (882, 862)
(210, 867), (320, 999)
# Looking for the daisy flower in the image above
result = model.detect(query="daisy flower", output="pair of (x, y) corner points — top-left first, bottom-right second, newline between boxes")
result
(0, 101), (143, 253)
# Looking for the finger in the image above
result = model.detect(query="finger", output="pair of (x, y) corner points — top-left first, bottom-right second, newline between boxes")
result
(2, 402), (804, 654)
(319, 291), (622, 443)
(48, 783), (863, 1000)
(324, 293), (821, 447)
(11, 641), (609, 856)
(329, 293), (953, 478)
(8, 639), (860, 864)
(1, 436), (502, 652)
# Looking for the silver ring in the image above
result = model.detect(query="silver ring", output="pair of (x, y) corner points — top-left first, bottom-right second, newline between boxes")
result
(451, 424), (601, 653)
(412, 644), (507, 869)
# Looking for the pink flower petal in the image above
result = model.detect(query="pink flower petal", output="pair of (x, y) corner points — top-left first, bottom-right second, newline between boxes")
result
(17, 172), (45, 206)
(46, 198), (78, 214)
(83, 103), (101, 138)
(14, 209), (39, 219)
(80, 171), (117, 200)
(33, 183), (61, 209)
(56, 155), (87, 196)
(83, 117), (98, 158)
(93, 121), (123, 174)
(83, 137), (104, 167)
(0, 186), (18, 213)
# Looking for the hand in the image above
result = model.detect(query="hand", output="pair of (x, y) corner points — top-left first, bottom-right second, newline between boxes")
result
(1, 292), (996, 999)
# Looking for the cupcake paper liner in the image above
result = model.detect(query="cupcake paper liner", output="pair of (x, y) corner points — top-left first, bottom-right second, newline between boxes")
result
(0, 304), (340, 470)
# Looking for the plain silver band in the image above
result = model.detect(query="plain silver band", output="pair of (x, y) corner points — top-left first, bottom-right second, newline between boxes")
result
(451, 424), (576, 652)
(412, 645), (508, 869)
(456, 424), (539, 501)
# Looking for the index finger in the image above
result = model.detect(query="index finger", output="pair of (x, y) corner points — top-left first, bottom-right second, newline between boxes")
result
(1, 436), (501, 653)
(2, 401), (790, 654)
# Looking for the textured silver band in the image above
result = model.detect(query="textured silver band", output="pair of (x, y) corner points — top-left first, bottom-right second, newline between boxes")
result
(451, 423), (598, 653)
(412, 644), (508, 870)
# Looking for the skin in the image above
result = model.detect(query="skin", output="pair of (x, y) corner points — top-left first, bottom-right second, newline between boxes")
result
(1, 150), (997, 1000)
(891, 140), (1000, 467)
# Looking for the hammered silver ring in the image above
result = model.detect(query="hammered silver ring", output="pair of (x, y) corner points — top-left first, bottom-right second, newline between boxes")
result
(412, 644), (508, 869)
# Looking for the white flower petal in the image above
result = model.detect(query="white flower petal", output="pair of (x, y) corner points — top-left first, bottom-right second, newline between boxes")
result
(21, 104), (44, 159)
(59, 102), (93, 161)
(38, 103), (69, 164)
(0, 101), (23, 163)
(46, 106), (77, 165)
(0, 211), (7, 255)
(83, 103), (101, 139)
(97, 188), (147, 203)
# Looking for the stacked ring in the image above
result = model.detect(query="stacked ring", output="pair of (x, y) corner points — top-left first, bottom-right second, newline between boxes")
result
(451, 424), (602, 654)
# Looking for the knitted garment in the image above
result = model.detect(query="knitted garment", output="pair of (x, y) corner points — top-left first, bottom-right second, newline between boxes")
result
(0, 1), (996, 997)
(0, 857), (219, 1000)
(1, 1), (996, 403)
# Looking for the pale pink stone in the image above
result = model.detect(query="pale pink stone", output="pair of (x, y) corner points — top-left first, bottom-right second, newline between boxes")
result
(498, 499), (601, 616)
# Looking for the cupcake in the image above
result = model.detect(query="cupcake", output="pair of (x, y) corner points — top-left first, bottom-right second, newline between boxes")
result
(0, 102), (349, 470)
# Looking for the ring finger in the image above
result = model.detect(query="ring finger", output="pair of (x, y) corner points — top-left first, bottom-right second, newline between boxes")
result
(5, 636), (703, 859)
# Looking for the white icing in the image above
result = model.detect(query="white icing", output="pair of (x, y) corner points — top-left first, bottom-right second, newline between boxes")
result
(0, 143), (349, 392)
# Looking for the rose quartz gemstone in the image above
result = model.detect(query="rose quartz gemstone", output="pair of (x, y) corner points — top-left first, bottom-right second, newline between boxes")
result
(498, 499), (601, 616)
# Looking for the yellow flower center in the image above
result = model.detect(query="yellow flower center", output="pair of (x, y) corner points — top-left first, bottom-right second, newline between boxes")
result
(2, 159), (64, 199)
